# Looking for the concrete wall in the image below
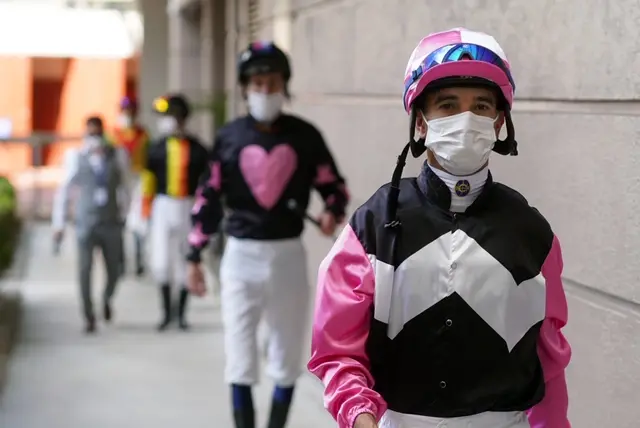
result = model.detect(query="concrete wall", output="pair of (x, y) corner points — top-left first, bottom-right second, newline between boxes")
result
(231, 0), (640, 427)
(140, 0), (226, 145)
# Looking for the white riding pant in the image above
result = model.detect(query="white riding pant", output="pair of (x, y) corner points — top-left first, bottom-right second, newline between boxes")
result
(125, 174), (146, 235)
(149, 195), (194, 287)
(379, 409), (529, 428)
(220, 236), (310, 387)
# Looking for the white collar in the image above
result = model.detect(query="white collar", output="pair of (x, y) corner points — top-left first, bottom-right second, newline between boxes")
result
(429, 164), (489, 212)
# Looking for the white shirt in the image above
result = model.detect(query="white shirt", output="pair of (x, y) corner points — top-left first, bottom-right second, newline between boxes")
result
(51, 141), (132, 231)
(429, 164), (489, 212)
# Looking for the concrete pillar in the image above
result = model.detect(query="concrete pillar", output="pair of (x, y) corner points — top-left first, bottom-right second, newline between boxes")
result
(139, 0), (169, 134)
(198, 0), (215, 144)
(210, 0), (227, 135)
(167, 1), (203, 135)
(167, 5), (201, 94)
(272, 0), (292, 54)
(197, 0), (225, 144)
(224, 0), (236, 119)
(225, 0), (250, 119)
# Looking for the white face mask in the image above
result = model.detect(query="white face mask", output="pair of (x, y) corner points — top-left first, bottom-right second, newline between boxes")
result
(423, 111), (497, 176)
(157, 116), (178, 135)
(247, 91), (285, 123)
(84, 135), (104, 152)
(118, 114), (133, 129)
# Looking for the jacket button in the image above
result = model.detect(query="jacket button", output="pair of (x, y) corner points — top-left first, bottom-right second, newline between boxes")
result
(439, 381), (447, 388)
(445, 319), (453, 327)
(451, 262), (457, 270)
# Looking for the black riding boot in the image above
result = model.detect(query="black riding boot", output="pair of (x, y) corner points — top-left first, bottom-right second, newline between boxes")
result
(232, 384), (255, 428)
(266, 401), (292, 428)
(233, 409), (255, 428)
(134, 233), (145, 276)
(157, 284), (172, 331)
(267, 386), (294, 428)
(177, 288), (190, 330)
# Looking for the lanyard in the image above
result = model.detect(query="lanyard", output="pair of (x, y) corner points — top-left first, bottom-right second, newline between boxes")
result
(91, 154), (108, 187)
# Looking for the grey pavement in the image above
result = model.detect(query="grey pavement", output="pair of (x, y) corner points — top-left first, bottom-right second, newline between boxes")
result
(0, 223), (334, 428)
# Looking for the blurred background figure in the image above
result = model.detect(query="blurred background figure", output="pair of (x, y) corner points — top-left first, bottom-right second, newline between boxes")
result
(108, 96), (150, 277)
(51, 115), (131, 333)
(142, 94), (208, 331)
(186, 41), (350, 428)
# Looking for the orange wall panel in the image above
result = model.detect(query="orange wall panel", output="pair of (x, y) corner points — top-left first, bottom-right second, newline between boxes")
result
(33, 80), (63, 132)
(126, 78), (137, 99)
(33, 79), (64, 165)
(0, 56), (32, 175)
(48, 58), (127, 166)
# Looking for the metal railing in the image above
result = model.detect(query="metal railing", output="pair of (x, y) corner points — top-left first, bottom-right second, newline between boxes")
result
(0, 133), (83, 221)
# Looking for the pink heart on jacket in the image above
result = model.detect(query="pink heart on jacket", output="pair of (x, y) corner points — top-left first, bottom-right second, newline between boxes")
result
(239, 144), (298, 210)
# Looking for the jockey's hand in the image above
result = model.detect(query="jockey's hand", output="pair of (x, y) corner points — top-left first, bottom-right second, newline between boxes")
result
(318, 211), (338, 237)
(187, 262), (206, 297)
(354, 413), (378, 428)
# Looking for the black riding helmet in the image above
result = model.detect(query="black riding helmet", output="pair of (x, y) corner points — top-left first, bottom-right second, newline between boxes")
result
(237, 41), (291, 85)
(152, 94), (191, 120)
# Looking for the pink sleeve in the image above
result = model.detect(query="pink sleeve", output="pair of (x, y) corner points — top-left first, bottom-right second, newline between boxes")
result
(307, 224), (388, 428)
(527, 235), (572, 427)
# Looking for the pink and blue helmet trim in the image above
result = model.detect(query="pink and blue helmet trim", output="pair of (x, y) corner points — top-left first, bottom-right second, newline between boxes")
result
(402, 43), (515, 111)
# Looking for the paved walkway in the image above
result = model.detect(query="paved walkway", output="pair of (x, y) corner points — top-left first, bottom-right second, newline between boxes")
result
(0, 223), (334, 428)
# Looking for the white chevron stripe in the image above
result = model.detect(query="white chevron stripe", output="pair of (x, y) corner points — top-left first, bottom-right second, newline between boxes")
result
(369, 230), (546, 351)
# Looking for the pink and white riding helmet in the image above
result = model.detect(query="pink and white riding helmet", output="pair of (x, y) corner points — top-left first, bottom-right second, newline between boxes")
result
(402, 28), (516, 113)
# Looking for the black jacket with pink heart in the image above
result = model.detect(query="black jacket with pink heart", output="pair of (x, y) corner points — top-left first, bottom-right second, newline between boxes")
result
(186, 114), (349, 263)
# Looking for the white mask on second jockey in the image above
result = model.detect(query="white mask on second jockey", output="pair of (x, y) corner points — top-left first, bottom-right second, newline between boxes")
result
(247, 92), (285, 123)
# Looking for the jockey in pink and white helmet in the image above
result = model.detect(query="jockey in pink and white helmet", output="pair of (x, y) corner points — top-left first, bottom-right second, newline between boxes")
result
(385, 27), (518, 225)
(402, 27), (517, 157)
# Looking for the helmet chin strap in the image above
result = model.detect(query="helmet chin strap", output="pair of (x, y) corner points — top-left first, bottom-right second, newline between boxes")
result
(492, 107), (518, 156)
(386, 105), (518, 228)
(409, 108), (428, 158)
(385, 109), (418, 228)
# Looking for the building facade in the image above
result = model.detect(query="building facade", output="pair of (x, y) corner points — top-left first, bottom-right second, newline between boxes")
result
(0, 2), (141, 176)
(140, 1), (640, 426)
